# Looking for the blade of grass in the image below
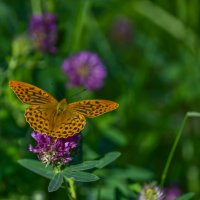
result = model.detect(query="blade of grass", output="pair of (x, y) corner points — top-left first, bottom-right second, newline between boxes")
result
(160, 112), (200, 187)
(68, 0), (90, 53)
(133, 0), (199, 53)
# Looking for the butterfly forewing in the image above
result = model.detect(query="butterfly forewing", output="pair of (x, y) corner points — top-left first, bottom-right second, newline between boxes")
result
(68, 100), (119, 118)
(9, 80), (57, 105)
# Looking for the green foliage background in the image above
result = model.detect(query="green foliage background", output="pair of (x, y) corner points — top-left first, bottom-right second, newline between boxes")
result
(0, 0), (200, 199)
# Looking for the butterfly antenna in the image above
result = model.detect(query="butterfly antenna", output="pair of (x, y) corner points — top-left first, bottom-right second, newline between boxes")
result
(69, 89), (87, 100)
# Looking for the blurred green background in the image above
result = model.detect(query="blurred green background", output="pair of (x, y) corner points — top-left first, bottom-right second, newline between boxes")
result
(0, 0), (200, 199)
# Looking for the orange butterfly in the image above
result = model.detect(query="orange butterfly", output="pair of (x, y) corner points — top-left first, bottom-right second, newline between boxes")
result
(9, 80), (119, 138)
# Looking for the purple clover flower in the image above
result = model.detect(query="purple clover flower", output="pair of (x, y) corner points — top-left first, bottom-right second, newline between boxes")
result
(110, 16), (133, 44)
(29, 132), (80, 166)
(62, 51), (107, 91)
(28, 13), (58, 54)
(164, 186), (182, 200)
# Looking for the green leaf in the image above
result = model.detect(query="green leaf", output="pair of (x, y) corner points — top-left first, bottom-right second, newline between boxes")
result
(176, 193), (195, 200)
(96, 152), (121, 169)
(124, 166), (154, 180)
(129, 183), (142, 193)
(62, 171), (99, 182)
(18, 159), (55, 179)
(110, 166), (154, 181)
(103, 129), (127, 146)
(48, 173), (63, 192)
(69, 160), (100, 171)
(66, 151), (121, 172)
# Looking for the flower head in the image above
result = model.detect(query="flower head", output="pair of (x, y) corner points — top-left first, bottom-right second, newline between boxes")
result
(62, 51), (107, 90)
(29, 132), (80, 166)
(164, 186), (182, 200)
(28, 13), (58, 53)
(110, 16), (133, 44)
(139, 183), (164, 200)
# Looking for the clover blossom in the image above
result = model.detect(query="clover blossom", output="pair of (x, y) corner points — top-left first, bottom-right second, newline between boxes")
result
(62, 51), (107, 90)
(110, 16), (133, 44)
(28, 12), (58, 53)
(164, 186), (182, 200)
(29, 132), (80, 167)
(139, 183), (164, 200)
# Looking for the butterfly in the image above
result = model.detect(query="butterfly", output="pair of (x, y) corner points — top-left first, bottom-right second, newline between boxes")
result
(9, 80), (119, 138)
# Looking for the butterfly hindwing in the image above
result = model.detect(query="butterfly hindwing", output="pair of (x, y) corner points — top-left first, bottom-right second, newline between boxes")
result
(9, 80), (57, 105)
(50, 112), (86, 138)
(68, 100), (119, 118)
(25, 105), (86, 138)
(25, 105), (53, 134)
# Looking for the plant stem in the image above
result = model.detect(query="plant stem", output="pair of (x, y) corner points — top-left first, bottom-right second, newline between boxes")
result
(31, 0), (42, 15)
(160, 112), (196, 187)
(44, 0), (54, 12)
(67, 178), (77, 200)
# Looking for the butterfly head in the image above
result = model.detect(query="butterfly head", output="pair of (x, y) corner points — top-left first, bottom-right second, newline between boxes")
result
(57, 98), (68, 112)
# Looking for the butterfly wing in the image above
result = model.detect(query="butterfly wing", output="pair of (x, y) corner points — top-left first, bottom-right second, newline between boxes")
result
(9, 80), (58, 105)
(50, 111), (86, 138)
(10, 81), (118, 138)
(25, 105), (53, 134)
(68, 99), (119, 118)
(25, 104), (86, 138)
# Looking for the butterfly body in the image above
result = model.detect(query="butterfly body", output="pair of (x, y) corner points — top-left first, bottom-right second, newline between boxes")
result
(9, 80), (119, 138)
(57, 99), (68, 113)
